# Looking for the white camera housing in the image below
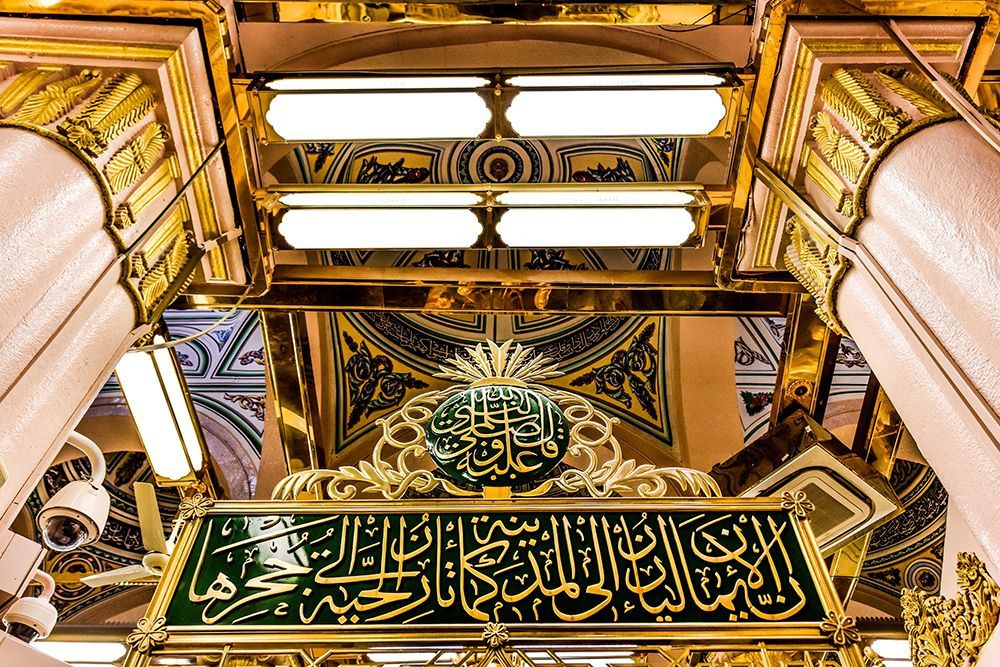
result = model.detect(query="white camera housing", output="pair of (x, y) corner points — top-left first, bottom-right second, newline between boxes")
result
(37, 480), (109, 552)
(2, 593), (57, 642)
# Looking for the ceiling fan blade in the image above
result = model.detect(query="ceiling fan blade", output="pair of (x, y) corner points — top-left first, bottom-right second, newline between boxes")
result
(81, 564), (156, 588)
(134, 481), (168, 554)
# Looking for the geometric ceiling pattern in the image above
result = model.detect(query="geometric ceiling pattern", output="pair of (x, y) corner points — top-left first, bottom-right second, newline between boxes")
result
(857, 459), (949, 614)
(273, 137), (688, 457)
(734, 316), (871, 443)
(328, 313), (676, 456)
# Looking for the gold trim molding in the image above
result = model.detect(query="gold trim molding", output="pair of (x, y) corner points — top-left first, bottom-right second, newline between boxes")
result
(902, 552), (1000, 667)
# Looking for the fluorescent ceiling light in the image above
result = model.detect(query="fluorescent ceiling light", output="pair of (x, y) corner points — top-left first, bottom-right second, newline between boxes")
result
(265, 92), (490, 141)
(115, 336), (204, 482)
(279, 208), (483, 249)
(267, 76), (489, 90)
(496, 207), (696, 247)
(508, 73), (725, 87)
(279, 192), (481, 207)
(35, 642), (126, 663)
(496, 189), (695, 206)
(872, 640), (911, 660)
(507, 89), (726, 137)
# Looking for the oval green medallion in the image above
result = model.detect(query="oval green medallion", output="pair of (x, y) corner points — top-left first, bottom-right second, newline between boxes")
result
(426, 384), (569, 487)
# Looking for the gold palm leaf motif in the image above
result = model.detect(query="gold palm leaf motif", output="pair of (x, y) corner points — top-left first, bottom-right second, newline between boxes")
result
(810, 112), (867, 184)
(876, 67), (949, 118)
(10, 69), (102, 126)
(104, 123), (168, 194)
(61, 72), (156, 154)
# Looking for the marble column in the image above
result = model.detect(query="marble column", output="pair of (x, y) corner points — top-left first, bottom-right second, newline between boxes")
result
(778, 62), (1000, 564)
(835, 118), (1000, 564)
(0, 66), (200, 532)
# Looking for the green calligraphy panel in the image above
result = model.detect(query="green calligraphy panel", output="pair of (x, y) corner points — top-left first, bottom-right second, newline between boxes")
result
(164, 505), (827, 630)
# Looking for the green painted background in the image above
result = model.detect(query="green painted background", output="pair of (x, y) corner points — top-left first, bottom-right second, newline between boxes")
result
(165, 507), (826, 628)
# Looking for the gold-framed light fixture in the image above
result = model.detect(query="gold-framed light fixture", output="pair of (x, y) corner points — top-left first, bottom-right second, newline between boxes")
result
(247, 67), (742, 142)
(114, 333), (207, 486)
(261, 183), (711, 250)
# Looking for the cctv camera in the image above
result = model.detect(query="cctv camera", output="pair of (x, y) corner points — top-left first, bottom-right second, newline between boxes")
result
(36, 432), (110, 553)
(37, 479), (109, 552)
(2, 571), (57, 643)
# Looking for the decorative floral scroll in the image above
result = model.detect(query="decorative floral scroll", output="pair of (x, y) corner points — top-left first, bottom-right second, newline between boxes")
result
(273, 340), (719, 500)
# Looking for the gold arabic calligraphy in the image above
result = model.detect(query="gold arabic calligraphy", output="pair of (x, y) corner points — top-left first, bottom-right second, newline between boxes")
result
(171, 509), (823, 628)
(426, 385), (569, 486)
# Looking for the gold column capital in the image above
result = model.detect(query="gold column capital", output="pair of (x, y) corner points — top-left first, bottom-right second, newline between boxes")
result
(902, 552), (1000, 667)
(0, 62), (199, 324)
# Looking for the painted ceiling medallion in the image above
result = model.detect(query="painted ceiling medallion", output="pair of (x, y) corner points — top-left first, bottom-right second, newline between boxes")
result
(272, 339), (719, 501)
(426, 341), (568, 487)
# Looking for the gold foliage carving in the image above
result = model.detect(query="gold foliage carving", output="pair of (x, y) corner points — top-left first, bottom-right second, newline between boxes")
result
(876, 67), (949, 118)
(10, 69), (101, 126)
(126, 616), (168, 654)
(273, 340), (721, 501)
(902, 552), (1000, 667)
(61, 72), (156, 155)
(821, 68), (910, 148)
(783, 217), (847, 335)
(129, 230), (194, 319)
(103, 123), (168, 194)
(272, 387), (479, 501)
(0, 66), (61, 117)
(819, 612), (862, 647)
(810, 112), (867, 184)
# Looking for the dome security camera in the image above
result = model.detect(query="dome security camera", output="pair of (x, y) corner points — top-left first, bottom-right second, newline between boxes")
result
(36, 432), (110, 552)
(2, 570), (57, 643)
(2, 596), (57, 643)
(37, 480), (109, 552)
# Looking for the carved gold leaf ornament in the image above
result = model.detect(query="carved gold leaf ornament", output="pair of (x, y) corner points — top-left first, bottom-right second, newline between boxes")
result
(810, 111), (867, 184)
(104, 122), (168, 193)
(61, 72), (156, 155)
(0, 66), (61, 117)
(783, 217), (848, 336)
(780, 490), (816, 518)
(819, 612), (862, 647)
(902, 552), (1000, 667)
(876, 67), (949, 118)
(821, 68), (910, 148)
(126, 616), (169, 653)
(10, 69), (102, 126)
(177, 493), (214, 520)
(273, 340), (720, 500)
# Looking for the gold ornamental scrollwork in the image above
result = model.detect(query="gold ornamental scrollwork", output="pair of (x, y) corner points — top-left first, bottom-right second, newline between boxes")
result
(177, 493), (214, 521)
(902, 552), (1000, 667)
(273, 340), (720, 500)
(781, 490), (816, 518)
(126, 616), (169, 654)
(819, 612), (862, 647)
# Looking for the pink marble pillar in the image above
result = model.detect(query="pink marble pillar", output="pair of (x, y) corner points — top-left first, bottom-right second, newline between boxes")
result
(0, 126), (141, 532)
(836, 119), (1000, 564)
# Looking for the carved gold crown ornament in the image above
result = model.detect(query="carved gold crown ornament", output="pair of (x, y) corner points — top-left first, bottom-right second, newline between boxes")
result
(902, 552), (1000, 667)
(273, 340), (720, 500)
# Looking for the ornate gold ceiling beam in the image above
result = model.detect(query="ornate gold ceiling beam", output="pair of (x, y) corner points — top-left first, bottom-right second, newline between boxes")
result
(237, 1), (752, 25)
(769, 295), (841, 423)
(188, 268), (789, 313)
(717, 0), (1000, 292)
(260, 312), (325, 475)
